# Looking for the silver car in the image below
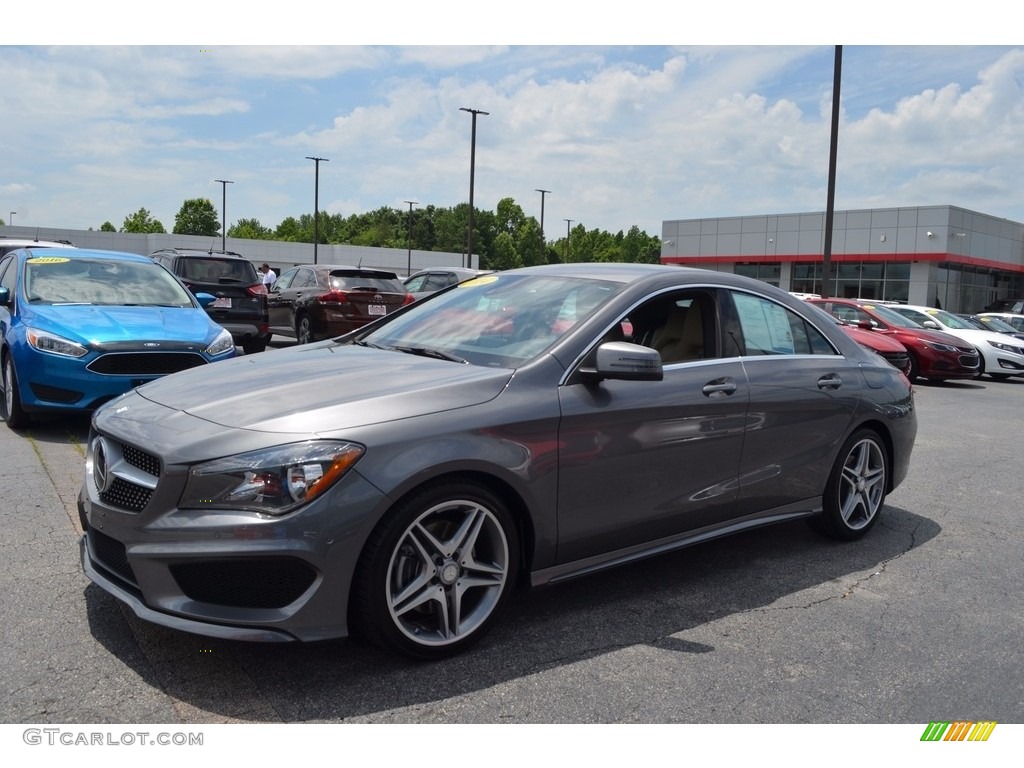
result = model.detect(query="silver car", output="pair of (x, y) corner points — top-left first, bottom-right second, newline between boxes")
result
(79, 264), (917, 659)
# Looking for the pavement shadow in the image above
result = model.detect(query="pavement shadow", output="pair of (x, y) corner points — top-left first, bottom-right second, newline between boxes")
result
(82, 502), (939, 722)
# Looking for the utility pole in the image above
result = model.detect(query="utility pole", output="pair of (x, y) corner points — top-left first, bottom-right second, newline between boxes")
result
(214, 179), (233, 251)
(460, 107), (488, 269)
(564, 219), (574, 262)
(535, 189), (550, 261)
(404, 200), (418, 276)
(305, 156), (329, 264)
(822, 45), (842, 298)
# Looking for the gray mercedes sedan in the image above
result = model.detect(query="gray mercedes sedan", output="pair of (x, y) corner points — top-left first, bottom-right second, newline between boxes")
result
(79, 264), (917, 659)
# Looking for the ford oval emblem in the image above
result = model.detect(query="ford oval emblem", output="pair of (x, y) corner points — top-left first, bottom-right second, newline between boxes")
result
(143, 342), (161, 347)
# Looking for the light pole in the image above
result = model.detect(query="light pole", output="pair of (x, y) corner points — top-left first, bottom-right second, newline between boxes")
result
(460, 107), (488, 269)
(404, 200), (418, 276)
(214, 179), (233, 251)
(8, 212), (14, 227)
(564, 219), (574, 262)
(535, 189), (550, 261)
(305, 156), (329, 264)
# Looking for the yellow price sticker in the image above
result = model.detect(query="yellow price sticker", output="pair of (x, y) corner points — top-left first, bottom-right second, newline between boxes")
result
(460, 275), (499, 288)
(27, 257), (71, 264)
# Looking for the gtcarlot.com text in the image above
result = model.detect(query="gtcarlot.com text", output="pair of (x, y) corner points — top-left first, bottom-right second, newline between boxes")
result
(23, 729), (203, 747)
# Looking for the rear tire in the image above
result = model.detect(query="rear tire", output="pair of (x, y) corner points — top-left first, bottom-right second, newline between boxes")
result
(296, 315), (316, 344)
(241, 335), (269, 354)
(809, 429), (888, 541)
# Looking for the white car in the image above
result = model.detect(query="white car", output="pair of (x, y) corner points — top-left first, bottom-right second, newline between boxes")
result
(0, 236), (76, 256)
(889, 305), (1024, 380)
(978, 312), (1024, 334)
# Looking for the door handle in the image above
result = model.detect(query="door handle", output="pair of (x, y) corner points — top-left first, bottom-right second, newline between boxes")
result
(702, 378), (738, 398)
(817, 374), (842, 390)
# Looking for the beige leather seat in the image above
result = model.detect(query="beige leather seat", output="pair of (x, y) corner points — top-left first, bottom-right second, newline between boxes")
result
(652, 304), (704, 363)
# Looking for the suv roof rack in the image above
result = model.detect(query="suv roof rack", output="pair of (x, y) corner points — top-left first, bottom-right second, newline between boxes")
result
(151, 247), (245, 258)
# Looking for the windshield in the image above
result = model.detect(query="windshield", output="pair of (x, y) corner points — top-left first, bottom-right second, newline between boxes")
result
(974, 316), (1017, 333)
(861, 303), (924, 329)
(24, 257), (195, 307)
(916, 308), (975, 329)
(359, 273), (621, 368)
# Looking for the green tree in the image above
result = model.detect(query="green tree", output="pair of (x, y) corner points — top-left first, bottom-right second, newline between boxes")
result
(228, 218), (273, 240)
(495, 197), (526, 236)
(173, 198), (220, 237)
(487, 231), (524, 271)
(99, 221), (116, 232)
(121, 207), (166, 234)
(275, 216), (305, 242)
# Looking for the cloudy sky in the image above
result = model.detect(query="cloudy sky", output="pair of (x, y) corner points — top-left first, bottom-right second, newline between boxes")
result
(2, 7), (1020, 239)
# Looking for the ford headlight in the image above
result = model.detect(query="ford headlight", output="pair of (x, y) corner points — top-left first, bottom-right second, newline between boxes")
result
(180, 441), (365, 516)
(205, 328), (235, 357)
(27, 328), (89, 358)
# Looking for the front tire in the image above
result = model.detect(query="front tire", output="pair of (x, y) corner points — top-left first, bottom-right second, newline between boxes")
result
(809, 429), (888, 541)
(906, 352), (920, 382)
(2, 356), (30, 429)
(352, 481), (520, 660)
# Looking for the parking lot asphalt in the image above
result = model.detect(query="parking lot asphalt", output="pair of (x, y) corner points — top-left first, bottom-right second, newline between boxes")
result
(1, 371), (1022, 725)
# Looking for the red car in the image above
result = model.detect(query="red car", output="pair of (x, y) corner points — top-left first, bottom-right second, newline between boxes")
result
(807, 299), (980, 382)
(840, 323), (912, 378)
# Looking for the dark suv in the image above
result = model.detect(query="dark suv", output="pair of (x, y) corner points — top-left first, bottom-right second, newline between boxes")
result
(268, 265), (412, 343)
(150, 248), (270, 353)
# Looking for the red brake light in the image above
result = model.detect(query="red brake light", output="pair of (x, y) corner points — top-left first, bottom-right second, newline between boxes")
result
(247, 283), (267, 297)
(402, 292), (415, 305)
(317, 290), (350, 305)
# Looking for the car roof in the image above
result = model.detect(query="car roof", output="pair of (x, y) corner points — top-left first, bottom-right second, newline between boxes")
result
(407, 267), (493, 278)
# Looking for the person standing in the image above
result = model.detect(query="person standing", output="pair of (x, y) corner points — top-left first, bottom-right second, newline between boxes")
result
(261, 263), (277, 288)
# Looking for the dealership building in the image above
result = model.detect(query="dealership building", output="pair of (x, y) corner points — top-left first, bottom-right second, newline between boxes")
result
(660, 204), (1024, 313)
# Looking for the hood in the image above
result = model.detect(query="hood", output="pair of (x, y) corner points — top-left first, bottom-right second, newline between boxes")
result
(27, 304), (218, 345)
(133, 341), (514, 434)
(897, 326), (975, 348)
(842, 326), (905, 352)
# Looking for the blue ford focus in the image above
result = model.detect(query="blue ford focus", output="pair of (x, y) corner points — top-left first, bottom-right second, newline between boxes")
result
(0, 247), (236, 428)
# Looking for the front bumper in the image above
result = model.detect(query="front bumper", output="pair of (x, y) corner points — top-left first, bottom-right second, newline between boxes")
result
(77, 417), (388, 643)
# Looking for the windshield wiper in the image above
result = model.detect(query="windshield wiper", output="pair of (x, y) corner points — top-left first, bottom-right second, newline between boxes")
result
(353, 339), (389, 350)
(391, 345), (468, 364)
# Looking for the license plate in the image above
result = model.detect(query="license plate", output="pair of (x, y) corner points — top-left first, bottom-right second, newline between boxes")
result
(213, 297), (232, 308)
(368, 304), (386, 316)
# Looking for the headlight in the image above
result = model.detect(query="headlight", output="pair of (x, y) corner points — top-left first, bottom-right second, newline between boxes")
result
(988, 340), (1023, 355)
(180, 441), (365, 516)
(922, 340), (959, 352)
(27, 328), (89, 358)
(205, 328), (235, 357)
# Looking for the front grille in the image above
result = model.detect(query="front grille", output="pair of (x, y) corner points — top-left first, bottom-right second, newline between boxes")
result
(122, 444), (161, 477)
(100, 477), (153, 513)
(958, 353), (980, 368)
(880, 351), (911, 373)
(90, 529), (137, 587)
(170, 559), (317, 609)
(87, 352), (208, 376)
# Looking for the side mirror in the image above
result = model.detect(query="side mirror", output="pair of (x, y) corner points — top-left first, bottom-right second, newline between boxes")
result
(921, 320), (941, 330)
(194, 292), (216, 309)
(579, 341), (664, 382)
